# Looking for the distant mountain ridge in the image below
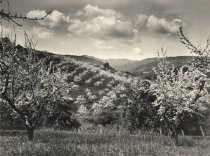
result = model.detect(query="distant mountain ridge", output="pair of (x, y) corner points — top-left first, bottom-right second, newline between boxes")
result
(34, 49), (194, 75)
(34, 49), (195, 78)
(103, 59), (139, 71)
(37, 51), (195, 77)
(56, 53), (195, 79)
(104, 56), (194, 75)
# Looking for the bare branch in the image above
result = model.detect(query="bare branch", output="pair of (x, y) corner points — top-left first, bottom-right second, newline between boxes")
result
(0, 0), (51, 27)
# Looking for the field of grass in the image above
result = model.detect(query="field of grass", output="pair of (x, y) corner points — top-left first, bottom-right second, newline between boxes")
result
(0, 129), (210, 156)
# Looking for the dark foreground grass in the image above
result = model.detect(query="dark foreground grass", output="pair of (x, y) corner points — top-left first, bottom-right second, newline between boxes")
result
(0, 129), (210, 156)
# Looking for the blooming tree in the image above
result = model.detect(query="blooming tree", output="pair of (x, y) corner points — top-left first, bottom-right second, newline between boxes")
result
(152, 50), (209, 145)
(0, 36), (71, 140)
(120, 80), (156, 132)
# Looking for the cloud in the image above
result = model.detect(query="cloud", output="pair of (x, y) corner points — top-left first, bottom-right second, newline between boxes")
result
(27, 10), (70, 28)
(26, 9), (47, 19)
(26, 5), (183, 40)
(147, 15), (182, 35)
(136, 14), (182, 35)
(136, 15), (148, 29)
(68, 4), (136, 40)
(32, 27), (54, 38)
(76, 4), (122, 18)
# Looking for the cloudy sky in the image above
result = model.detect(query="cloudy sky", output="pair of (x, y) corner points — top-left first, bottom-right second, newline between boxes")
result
(2, 0), (210, 60)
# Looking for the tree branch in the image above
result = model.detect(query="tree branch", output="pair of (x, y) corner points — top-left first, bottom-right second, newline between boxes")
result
(0, 0), (51, 27)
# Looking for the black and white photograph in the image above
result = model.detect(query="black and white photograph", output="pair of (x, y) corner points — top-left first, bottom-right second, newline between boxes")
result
(0, 0), (210, 155)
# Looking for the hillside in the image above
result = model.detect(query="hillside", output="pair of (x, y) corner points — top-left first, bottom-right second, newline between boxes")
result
(34, 49), (194, 78)
(34, 50), (104, 66)
(34, 50), (143, 126)
(105, 56), (194, 79)
(31, 48), (137, 102)
(35, 49), (195, 81)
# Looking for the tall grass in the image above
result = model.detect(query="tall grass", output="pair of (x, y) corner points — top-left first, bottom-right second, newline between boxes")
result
(0, 129), (210, 156)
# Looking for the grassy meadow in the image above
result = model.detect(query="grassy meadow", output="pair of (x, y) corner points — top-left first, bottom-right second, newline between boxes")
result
(0, 129), (210, 156)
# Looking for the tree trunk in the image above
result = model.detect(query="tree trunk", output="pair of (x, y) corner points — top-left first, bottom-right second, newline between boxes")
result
(174, 133), (179, 146)
(171, 131), (179, 146)
(171, 129), (179, 146)
(200, 126), (205, 137)
(159, 127), (163, 136)
(26, 127), (34, 141)
(181, 129), (185, 136)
